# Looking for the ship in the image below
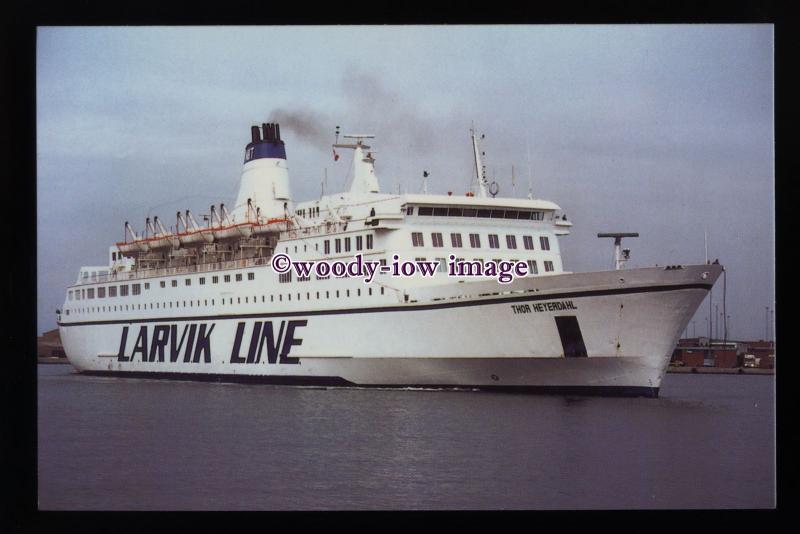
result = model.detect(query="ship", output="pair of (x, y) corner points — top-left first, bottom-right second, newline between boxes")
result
(56, 121), (722, 397)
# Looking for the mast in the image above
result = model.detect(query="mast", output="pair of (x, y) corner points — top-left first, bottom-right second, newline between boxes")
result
(471, 125), (489, 197)
(597, 233), (639, 270)
(526, 134), (533, 199)
(332, 134), (380, 194)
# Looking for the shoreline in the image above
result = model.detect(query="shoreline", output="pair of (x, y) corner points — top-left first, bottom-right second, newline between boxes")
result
(667, 366), (774, 375)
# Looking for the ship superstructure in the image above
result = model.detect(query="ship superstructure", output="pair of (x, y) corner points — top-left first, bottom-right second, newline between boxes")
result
(57, 121), (721, 396)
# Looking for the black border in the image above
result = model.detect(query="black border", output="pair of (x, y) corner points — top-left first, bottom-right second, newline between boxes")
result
(4, 0), (785, 531)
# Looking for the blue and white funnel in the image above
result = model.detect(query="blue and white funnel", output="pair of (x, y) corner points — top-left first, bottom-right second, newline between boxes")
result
(231, 122), (292, 221)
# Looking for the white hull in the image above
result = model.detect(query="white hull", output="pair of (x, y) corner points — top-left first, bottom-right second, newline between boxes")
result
(58, 264), (721, 397)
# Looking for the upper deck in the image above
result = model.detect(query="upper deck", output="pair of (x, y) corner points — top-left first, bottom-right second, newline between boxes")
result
(70, 124), (572, 290)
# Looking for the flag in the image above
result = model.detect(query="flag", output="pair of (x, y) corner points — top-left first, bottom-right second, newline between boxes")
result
(333, 148), (339, 161)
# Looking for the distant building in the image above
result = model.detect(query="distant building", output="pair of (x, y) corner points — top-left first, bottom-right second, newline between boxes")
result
(37, 329), (65, 358)
(672, 338), (774, 369)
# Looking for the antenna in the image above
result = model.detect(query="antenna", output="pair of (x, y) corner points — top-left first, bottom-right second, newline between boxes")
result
(511, 165), (516, 197)
(526, 133), (533, 199)
(597, 233), (639, 270)
(471, 124), (489, 197)
(704, 227), (708, 264)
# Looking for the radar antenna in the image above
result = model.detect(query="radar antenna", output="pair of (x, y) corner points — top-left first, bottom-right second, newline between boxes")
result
(597, 233), (639, 270)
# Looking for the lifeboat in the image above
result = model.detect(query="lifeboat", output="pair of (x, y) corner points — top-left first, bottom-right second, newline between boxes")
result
(177, 209), (215, 246)
(116, 221), (150, 254)
(178, 228), (214, 246)
(252, 217), (291, 235)
(116, 240), (150, 254)
(147, 233), (175, 250)
(212, 222), (254, 240)
(148, 216), (176, 250)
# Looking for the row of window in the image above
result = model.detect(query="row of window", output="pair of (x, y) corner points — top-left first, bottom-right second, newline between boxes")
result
(69, 272), (256, 301)
(65, 286), (388, 315)
(323, 234), (374, 255)
(283, 234), (376, 256)
(407, 206), (546, 221)
(295, 206), (321, 218)
(411, 232), (551, 251)
(82, 269), (110, 281)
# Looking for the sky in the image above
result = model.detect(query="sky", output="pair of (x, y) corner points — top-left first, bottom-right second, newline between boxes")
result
(36, 25), (774, 340)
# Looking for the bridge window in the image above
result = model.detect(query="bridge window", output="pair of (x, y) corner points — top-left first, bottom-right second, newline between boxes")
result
(412, 232), (424, 247)
(431, 233), (444, 247)
(160, 281), (166, 288)
(488, 234), (499, 249)
(171, 280), (177, 287)
(450, 233), (463, 248)
(366, 234), (374, 249)
(120, 285), (129, 297)
(132, 284), (141, 295)
(212, 276), (219, 284)
(345, 237), (351, 252)
(68, 290), (73, 300)
(109, 286), (117, 297)
(224, 275), (231, 283)
(544, 261), (554, 272)
(185, 279), (191, 286)
(506, 235), (517, 249)
(527, 260), (538, 275)
(248, 272), (255, 281)
(335, 239), (342, 253)
(523, 236), (534, 250)
(236, 274), (242, 282)
(406, 206), (414, 216)
(540, 236), (551, 251)
(356, 235), (363, 250)
(87, 288), (95, 299)
(469, 233), (481, 248)
(199, 277), (206, 285)
(324, 240), (330, 254)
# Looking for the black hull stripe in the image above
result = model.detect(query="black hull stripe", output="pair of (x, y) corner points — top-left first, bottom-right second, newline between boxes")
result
(79, 370), (659, 398)
(59, 282), (711, 328)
